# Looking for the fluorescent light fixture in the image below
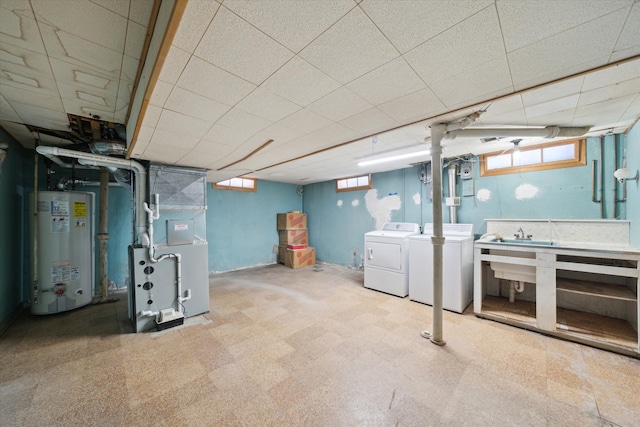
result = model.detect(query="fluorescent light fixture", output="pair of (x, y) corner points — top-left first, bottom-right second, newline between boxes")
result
(358, 149), (430, 167)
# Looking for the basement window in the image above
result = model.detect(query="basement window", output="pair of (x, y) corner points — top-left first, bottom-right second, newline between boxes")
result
(336, 174), (372, 192)
(480, 138), (586, 176)
(213, 177), (257, 192)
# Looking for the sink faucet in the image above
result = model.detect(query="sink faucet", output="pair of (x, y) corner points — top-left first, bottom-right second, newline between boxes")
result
(514, 227), (532, 240)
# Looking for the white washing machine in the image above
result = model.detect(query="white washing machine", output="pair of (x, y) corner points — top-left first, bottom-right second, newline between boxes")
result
(409, 223), (474, 313)
(364, 222), (420, 297)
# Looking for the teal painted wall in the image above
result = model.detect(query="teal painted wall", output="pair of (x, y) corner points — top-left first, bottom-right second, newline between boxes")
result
(304, 135), (633, 267)
(0, 133), (31, 323)
(625, 121), (640, 247)
(207, 179), (302, 272)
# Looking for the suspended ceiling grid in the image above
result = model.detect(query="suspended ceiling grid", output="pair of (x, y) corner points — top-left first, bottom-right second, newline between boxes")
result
(1, 1), (640, 185)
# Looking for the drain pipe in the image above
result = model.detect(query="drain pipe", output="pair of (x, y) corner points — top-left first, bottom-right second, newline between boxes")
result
(143, 195), (189, 314)
(447, 163), (457, 224)
(36, 146), (147, 244)
(32, 151), (39, 305)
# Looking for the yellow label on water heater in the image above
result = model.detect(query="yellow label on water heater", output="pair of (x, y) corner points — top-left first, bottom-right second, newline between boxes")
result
(74, 202), (86, 217)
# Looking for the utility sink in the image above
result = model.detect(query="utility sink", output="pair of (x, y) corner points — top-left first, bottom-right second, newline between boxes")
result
(490, 238), (557, 246)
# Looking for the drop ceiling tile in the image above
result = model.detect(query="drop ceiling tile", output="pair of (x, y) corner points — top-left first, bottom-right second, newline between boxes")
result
(246, 123), (304, 150)
(573, 94), (636, 119)
(261, 56), (340, 106)
(149, 80), (173, 107)
(4, 101), (68, 128)
(340, 107), (399, 135)
(177, 56), (255, 106)
(128, 0), (155, 26)
(150, 128), (201, 150)
(0, 46), (59, 97)
(526, 110), (577, 127)
(90, 0), (130, 18)
(361, 0), (492, 53)
(276, 108), (334, 134)
(57, 81), (117, 109)
(404, 7), (505, 85)
(164, 86), (231, 122)
(582, 59), (640, 91)
(235, 88), (301, 122)
(346, 57), (426, 106)
(194, 6), (293, 85)
(136, 125), (154, 146)
(307, 87), (372, 122)
(0, 94), (21, 122)
(124, 20), (147, 60)
(217, 108), (273, 138)
(378, 88), (447, 123)
(172, 0), (220, 54)
(120, 54), (139, 82)
(158, 47), (191, 85)
(525, 94), (580, 119)
(178, 150), (222, 169)
(60, 98), (115, 122)
(521, 77), (584, 107)
(142, 144), (190, 163)
(48, 57), (118, 92)
(0, 120), (36, 148)
(0, 84), (63, 110)
(299, 7), (399, 84)
(223, 0), (354, 53)
(202, 123), (253, 147)
(431, 58), (513, 110)
(32, 0), (128, 53)
(497, 0), (633, 53)
(141, 104), (162, 128)
(38, 24), (125, 80)
(476, 94), (524, 119)
(508, 8), (629, 89)
(0, 3), (46, 54)
(156, 109), (213, 139)
(578, 78), (640, 107)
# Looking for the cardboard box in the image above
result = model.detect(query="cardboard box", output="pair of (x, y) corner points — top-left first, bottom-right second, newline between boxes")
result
(278, 244), (287, 264)
(284, 247), (316, 269)
(277, 212), (307, 230)
(278, 228), (308, 246)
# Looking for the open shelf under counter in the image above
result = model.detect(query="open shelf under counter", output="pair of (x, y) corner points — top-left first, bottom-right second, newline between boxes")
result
(556, 278), (637, 302)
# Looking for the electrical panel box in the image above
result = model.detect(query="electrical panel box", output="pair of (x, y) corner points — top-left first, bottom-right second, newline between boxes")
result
(460, 163), (473, 179)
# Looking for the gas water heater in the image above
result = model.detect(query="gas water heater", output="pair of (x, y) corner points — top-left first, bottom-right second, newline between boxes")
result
(30, 191), (95, 314)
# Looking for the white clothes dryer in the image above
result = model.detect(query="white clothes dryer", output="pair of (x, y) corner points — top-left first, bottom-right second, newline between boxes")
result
(409, 223), (474, 313)
(364, 222), (420, 297)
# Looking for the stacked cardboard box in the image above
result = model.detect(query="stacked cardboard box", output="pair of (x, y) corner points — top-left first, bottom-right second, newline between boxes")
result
(277, 212), (315, 269)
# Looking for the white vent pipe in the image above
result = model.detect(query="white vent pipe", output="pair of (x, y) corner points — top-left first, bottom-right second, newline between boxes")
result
(447, 164), (457, 224)
(445, 126), (591, 140)
(35, 146), (147, 244)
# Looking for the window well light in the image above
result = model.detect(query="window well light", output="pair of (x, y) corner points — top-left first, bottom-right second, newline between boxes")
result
(358, 149), (431, 167)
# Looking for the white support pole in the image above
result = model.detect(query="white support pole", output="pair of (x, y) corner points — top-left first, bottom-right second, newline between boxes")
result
(422, 123), (446, 346)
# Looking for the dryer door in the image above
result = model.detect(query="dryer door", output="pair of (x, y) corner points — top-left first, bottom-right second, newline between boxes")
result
(365, 240), (402, 271)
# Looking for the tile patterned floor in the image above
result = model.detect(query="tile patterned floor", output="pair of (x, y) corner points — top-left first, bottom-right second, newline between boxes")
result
(1, 263), (639, 426)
